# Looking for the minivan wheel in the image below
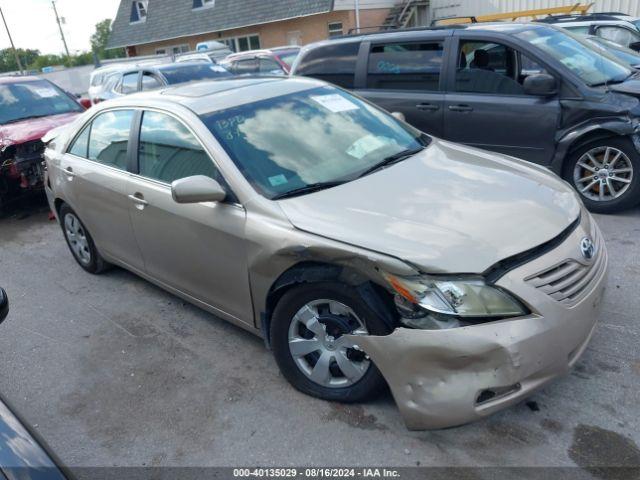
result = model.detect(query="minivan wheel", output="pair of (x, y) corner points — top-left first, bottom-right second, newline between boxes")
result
(59, 203), (109, 274)
(270, 283), (390, 403)
(566, 137), (640, 214)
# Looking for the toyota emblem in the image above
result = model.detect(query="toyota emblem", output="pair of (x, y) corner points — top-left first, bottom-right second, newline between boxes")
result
(580, 237), (596, 261)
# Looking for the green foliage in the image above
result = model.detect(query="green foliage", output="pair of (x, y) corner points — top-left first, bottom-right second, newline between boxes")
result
(0, 18), (123, 73)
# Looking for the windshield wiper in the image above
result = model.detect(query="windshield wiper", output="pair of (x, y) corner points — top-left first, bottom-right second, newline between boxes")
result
(357, 146), (426, 179)
(272, 181), (347, 200)
(3, 114), (55, 125)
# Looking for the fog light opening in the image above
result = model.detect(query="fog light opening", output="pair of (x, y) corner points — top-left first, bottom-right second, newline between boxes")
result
(476, 383), (521, 406)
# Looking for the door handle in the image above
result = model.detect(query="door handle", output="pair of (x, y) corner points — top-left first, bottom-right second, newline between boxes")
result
(64, 167), (76, 179)
(128, 194), (148, 209)
(448, 104), (474, 112)
(416, 103), (440, 112)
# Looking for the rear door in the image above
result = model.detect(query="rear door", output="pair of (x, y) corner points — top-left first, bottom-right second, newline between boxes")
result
(354, 36), (448, 137)
(443, 33), (561, 165)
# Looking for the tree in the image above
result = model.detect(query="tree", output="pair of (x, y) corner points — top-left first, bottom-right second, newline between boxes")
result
(0, 48), (40, 73)
(90, 19), (125, 60)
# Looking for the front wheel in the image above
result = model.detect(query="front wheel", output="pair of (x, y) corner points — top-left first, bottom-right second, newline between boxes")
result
(566, 137), (640, 214)
(59, 203), (109, 274)
(270, 283), (390, 403)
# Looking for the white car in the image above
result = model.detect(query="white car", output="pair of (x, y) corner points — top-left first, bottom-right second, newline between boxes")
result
(536, 13), (640, 50)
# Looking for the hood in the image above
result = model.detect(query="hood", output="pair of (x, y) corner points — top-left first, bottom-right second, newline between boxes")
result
(278, 139), (581, 274)
(0, 112), (81, 149)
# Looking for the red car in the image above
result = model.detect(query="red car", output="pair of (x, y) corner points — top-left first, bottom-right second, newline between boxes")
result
(0, 76), (85, 210)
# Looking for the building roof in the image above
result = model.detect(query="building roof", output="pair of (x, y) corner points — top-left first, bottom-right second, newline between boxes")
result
(107, 0), (334, 49)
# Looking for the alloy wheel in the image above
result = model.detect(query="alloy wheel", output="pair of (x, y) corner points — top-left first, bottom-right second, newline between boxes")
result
(64, 213), (91, 266)
(574, 146), (633, 202)
(287, 299), (370, 388)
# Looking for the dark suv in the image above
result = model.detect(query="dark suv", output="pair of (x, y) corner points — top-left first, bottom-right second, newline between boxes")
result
(291, 23), (640, 213)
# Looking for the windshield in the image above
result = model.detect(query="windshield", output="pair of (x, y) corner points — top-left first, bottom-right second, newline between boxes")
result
(516, 27), (633, 86)
(201, 86), (427, 199)
(588, 37), (640, 67)
(0, 80), (83, 125)
(159, 64), (232, 84)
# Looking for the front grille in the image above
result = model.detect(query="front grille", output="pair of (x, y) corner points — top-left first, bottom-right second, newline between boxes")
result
(525, 232), (606, 307)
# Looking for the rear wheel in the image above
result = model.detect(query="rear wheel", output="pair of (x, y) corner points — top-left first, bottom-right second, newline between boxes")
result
(270, 283), (390, 403)
(59, 203), (109, 274)
(566, 137), (640, 214)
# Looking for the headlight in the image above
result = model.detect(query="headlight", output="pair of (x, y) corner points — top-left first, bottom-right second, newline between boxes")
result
(383, 272), (527, 329)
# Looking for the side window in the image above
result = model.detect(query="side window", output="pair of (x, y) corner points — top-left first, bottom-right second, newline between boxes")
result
(138, 111), (221, 184)
(234, 58), (259, 74)
(87, 110), (134, 170)
(259, 57), (284, 74)
(120, 73), (138, 94)
(597, 26), (639, 47)
(367, 42), (444, 91)
(68, 124), (90, 157)
(455, 40), (526, 95)
(141, 73), (162, 91)
(295, 42), (359, 88)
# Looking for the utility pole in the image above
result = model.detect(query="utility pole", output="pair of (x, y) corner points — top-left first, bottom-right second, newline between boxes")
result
(51, 0), (70, 58)
(354, 0), (361, 34)
(0, 5), (24, 74)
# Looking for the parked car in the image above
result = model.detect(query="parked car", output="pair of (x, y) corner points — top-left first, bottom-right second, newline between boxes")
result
(88, 64), (126, 105)
(194, 40), (234, 60)
(291, 23), (640, 213)
(582, 34), (640, 69)
(92, 62), (233, 103)
(0, 77), (85, 210)
(44, 76), (607, 430)
(535, 12), (640, 50)
(221, 47), (301, 75)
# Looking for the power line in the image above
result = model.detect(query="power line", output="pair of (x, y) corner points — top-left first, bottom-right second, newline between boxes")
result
(0, 5), (23, 74)
(51, 0), (70, 57)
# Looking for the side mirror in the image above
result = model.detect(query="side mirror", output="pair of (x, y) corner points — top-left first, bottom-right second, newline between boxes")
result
(0, 288), (8, 325)
(629, 41), (640, 52)
(391, 111), (406, 122)
(523, 73), (558, 97)
(171, 175), (226, 204)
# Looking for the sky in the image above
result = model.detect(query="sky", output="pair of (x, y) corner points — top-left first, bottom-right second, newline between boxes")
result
(0, 0), (121, 55)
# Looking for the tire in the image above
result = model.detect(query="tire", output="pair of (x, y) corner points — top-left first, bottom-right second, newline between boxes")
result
(59, 203), (109, 274)
(270, 282), (391, 403)
(565, 137), (640, 214)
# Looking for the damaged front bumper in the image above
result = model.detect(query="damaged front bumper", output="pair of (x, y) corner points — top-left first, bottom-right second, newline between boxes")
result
(349, 215), (607, 430)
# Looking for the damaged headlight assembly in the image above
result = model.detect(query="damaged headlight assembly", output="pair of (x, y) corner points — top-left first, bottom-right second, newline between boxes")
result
(383, 272), (528, 330)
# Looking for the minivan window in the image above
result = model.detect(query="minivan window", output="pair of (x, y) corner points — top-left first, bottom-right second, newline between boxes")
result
(517, 27), (632, 87)
(138, 111), (220, 184)
(87, 110), (134, 170)
(295, 42), (359, 88)
(201, 86), (427, 199)
(367, 42), (444, 91)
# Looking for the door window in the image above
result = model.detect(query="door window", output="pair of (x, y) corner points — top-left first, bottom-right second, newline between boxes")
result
(120, 72), (138, 94)
(295, 42), (359, 88)
(232, 58), (258, 74)
(455, 40), (543, 95)
(367, 42), (444, 91)
(68, 125), (90, 157)
(259, 57), (284, 74)
(141, 73), (162, 91)
(597, 26), (640, 47)
(87, 110), (134, 170)
(138, 111), (221, 184)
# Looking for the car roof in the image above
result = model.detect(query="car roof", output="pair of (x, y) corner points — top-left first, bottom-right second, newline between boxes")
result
(0, 75), (44, 85)
(100, 76), (324, 116)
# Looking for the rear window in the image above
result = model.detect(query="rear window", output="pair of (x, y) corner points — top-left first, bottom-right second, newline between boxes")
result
(159, 64), (232, 85)
(295, 42), (360, 88)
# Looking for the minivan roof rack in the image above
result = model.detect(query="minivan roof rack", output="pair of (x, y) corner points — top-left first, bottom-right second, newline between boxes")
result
(431, 3), (594, 26)
(535, 12), (631, 23)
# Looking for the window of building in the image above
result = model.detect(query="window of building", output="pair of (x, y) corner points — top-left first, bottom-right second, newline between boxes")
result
(367, 42), (444, 91)
(221, 35), (260, 53)
(130, 0), (148, 23)
(156, 45), (190, 55)
(85, 110), (134, 170)
(455, 40), (547, 95)
(295, 41), (359, 88)
(328, 22), (343, 38)
(138, 111), (220, 184)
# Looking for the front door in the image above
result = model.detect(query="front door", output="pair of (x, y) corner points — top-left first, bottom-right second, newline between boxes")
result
(443, 37), (561, 165)
(355, 39), (446, 137)
(126, 110), (253, 324)
(61, 109), (144, 270)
